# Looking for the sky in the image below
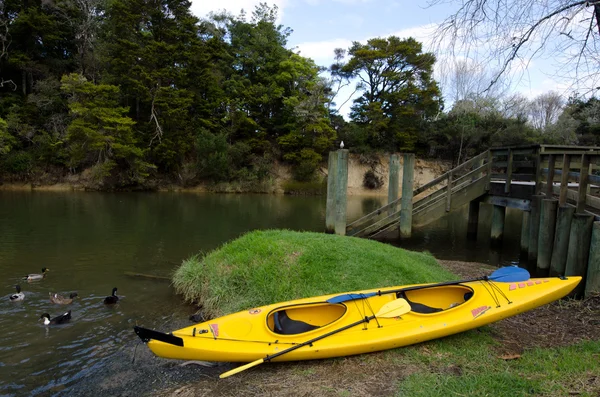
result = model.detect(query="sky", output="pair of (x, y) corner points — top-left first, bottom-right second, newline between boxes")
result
(187, 0), (574, 116)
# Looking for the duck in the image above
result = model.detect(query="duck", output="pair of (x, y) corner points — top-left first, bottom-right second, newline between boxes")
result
(49, 292), (78, 305)
(23, 267), (50, 282)
(103, 287), (119, 305)
(10, 285), (25, 302)
(40, 310), (72, 325)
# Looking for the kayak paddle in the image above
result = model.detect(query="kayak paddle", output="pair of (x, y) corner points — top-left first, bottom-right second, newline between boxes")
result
(218, 298), (411, 379)
(327, 266), (530, 304)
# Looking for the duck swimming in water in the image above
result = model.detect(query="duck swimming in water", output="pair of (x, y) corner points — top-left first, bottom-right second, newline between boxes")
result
(103, 287), (119, 305)
(23, 268), (49, 282)
(49, 292), (78, 305)
(10, 285), (24, 301)
(40, 310), (71, 325)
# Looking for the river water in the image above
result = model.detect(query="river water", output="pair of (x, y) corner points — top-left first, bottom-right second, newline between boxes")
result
(0, 191), (522, 395)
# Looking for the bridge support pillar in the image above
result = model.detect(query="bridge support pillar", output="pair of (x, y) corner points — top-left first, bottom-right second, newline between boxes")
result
(490, 205), (505, 245)
(585, 221), (600, 297)
(325, 151), (339, 233)
(334, 149), (349, 235)
(520, 211), (530, 259)
(549, 206), (575, 276)
(537, 199), (558, 277)
(399, 154), (415, 239)
(565, 213), (594, 297)
(388, 154), (400, 216)
(527, 195), (544, 267)
(467, 200), (480, 240)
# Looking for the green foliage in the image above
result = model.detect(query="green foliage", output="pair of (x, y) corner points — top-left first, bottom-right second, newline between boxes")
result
(61, 73), (154, 186)
(0, 117), (15, 156)
(2, 151), (33, 174)
(173, 229), (455, 317)
(334, 36), (442, 152)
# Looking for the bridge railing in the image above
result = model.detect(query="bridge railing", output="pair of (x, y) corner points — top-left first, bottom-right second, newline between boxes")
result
(539, 147), (600, 216)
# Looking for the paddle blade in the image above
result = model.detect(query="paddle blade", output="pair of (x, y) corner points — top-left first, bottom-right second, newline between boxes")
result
(376, 298), (411, 318)
(327, 292), (377, 304)
(220, 358), (265, 379)
(489, 266), (530, 282)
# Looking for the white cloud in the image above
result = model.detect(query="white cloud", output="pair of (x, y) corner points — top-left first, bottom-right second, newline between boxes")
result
(189, 0), (286, 19)
(294, 38), (352, 65)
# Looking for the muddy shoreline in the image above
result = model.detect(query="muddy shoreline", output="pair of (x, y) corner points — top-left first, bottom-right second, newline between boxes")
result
(64, 260), (600, 397)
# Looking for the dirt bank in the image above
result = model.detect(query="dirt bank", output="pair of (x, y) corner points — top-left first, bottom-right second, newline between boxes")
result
(65, 260), (600, 397)
(0, 155), (450, 195)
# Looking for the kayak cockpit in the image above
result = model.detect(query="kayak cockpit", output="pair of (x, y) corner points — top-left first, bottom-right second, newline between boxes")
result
(399, 285), (474, 314)
(268, 303), (347, 335)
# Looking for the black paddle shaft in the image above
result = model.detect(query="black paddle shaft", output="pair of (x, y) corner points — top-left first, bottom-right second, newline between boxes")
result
(263, 315), (374, 362)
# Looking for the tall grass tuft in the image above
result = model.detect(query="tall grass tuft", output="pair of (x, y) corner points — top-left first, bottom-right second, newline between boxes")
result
(172, 230), (455, 317)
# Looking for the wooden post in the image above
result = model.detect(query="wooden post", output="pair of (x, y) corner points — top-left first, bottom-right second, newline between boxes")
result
(334, 149), (349, 235)
(545, 154), (556, 197)
(486, 150), (492, 191)
(388, 154), (400, 216)
(534, 148), (543, 195)
(565, 213), (595, 297)
(467, 200), (480, 240)
(520, 211), (530, 259)
(576, 154), (590, 213)
(559, 154), (571, 206)
(490, 205), (506, 246)
(528, 195), (543, 265)
(550, 206), (575, 276)
(537, 199), (558, 277)
(445, 170), (453, 212)
(585, 222), (600, 297)
(399, 153), (415, 239)
(504, 149), (513, 193)
(325, 151), (339, 233)
(473, 157), (484, 181)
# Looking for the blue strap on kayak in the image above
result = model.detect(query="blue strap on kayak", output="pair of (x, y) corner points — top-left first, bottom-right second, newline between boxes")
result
(327, 292), (376, 304)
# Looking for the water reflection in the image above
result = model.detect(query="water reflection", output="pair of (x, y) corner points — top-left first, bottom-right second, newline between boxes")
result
(0, 191), (522, 395)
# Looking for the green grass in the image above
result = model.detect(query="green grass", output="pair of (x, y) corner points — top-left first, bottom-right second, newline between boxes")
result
(395, 332), (600, 397)
(172, 229), (455, 317)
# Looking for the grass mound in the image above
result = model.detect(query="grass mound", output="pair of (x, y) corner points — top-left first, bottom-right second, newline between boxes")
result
(173, 229), (455, 317)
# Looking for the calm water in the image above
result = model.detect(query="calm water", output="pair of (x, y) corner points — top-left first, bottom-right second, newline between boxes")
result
(0, 191), (522, 395)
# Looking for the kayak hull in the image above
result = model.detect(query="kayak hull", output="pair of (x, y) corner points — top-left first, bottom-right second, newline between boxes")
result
(144, 276), (581, 362)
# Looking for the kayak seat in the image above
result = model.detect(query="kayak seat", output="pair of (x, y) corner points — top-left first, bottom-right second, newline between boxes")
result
(398, 292), (443, 314)
(273, 310), (319, 335)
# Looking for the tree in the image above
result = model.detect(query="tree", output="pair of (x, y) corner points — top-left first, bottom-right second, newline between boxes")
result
(432, 0), (600, 92)
(333, 36), (442, 152)
(528, 91), (564, 132)
(60, 73), (154, 186)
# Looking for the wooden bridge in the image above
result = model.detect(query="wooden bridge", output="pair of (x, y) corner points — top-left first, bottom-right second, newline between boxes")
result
(325, 145), (600, 297)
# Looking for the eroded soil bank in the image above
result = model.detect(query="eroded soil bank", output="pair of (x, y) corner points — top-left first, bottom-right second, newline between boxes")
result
(66, 260), (600, 397)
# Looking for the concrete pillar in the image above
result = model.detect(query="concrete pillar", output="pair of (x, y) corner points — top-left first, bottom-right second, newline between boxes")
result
(334, 149), (349, 235)
(325, 151), (339, 233)
(549, 206), (575, 276)
(536, 199), (558, 277)
(388, 154), (400, 216)
(399, 154), (415, 239)
(565, 213), (595, 297)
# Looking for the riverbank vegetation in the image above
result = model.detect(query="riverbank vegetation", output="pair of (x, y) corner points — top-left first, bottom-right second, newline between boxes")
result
(172, 229), (454, 317)
(1, 2), (599, 191)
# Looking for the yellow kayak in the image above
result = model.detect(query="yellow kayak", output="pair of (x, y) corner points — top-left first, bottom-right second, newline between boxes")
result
(134, 267), (580, 376)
